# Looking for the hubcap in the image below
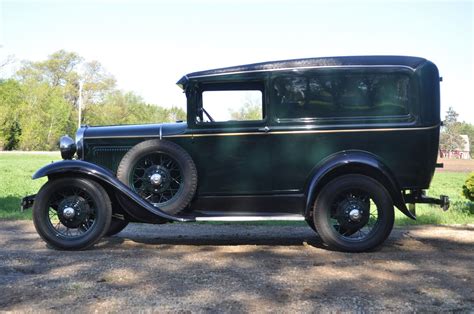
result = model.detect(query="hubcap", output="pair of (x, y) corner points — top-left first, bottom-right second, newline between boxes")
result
(349, 208), (362, 221)
(47, 188), (97, 238)
(57, 196), (91, 228)
(130, 153), (183, 206)
(150, 173), (162, 185)
(62, 207), (75, 219)
(334, 193), (370, 232)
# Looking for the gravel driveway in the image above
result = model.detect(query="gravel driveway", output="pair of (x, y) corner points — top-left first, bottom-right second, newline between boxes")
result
(0, 221), (473, 312)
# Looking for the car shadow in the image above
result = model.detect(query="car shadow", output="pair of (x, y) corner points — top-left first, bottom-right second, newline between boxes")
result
(99, 223), (327, 248)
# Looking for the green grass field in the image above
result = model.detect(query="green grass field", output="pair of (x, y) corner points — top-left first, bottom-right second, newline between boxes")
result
(0, 152), (473, 225)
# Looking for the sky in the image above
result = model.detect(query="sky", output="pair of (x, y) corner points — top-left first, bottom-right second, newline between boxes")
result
(1, 0), (473, 122)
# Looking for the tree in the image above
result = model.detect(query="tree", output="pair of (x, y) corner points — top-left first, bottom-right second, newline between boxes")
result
(444, 107), (460, 125)
(17, 81), (73, 150)
(0, 50), (186, 150)
(84, 90), (186, 126)
(440, 131), (465, 152)
(16, 50), (116, 110)
(81, 60), (116, 107)
(439, 107), (465, 154)
(17, 50), (83, 106)
(0, 80), (24, 150)
(229, 95), (262, 121)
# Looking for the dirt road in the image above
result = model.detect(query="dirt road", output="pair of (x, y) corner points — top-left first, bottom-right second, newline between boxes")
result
(0, 221), (473, 312)
(437, 158), (474, 172)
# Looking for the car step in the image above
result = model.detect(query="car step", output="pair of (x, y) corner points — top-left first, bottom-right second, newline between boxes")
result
(194, 215), (305, 222)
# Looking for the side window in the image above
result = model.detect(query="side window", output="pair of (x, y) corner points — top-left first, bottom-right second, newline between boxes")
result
(273, 72), (410, 120)
(198, 89), (263, 123)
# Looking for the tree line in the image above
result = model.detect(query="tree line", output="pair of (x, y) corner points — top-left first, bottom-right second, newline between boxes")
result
(1, 51), (473, 155)
(440, 107), (474, 157)
(0, 50), (185, 150)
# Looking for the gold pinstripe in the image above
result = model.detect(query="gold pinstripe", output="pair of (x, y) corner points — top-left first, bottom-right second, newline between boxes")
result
(85, 124), (439, 139)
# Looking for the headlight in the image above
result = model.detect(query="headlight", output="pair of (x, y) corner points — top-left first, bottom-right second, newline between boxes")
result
(75, 126), (86, 160)
(59, 135), (76, 160)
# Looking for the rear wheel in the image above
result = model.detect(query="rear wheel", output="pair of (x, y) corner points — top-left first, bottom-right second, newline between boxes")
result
(33, 178), (112, 250)
(313, 174), (394, 252)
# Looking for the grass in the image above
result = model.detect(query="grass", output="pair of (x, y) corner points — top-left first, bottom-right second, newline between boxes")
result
(0, 152), (60, 219)
(394, 172), (474, 225)
(0, 152), (473, 225)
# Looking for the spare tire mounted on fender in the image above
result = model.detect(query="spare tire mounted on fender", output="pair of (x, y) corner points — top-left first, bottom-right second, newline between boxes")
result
(117, 139), (197, 215)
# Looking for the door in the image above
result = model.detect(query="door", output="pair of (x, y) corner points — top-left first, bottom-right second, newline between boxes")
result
(188, 82), (272, 195)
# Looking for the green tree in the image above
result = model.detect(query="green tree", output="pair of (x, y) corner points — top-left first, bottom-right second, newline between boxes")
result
(439, 107), (465, 153)
(17, 81), (73, 150)
(16, 50), (116, 111)
(81, 60), (117, 107)
(17, 50), (83, 106)
(229, 96), (262, 120)
(444, 106), (460, 125)
(84, 90), (186, 126)
(0, 80), (24, 150)
(1, 50), (186, 150)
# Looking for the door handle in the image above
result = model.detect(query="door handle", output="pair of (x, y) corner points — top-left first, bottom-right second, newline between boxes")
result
(258, 126), (270, 133)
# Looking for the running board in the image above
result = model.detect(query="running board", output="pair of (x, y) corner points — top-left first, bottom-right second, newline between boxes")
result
(194, 215), (305, 222)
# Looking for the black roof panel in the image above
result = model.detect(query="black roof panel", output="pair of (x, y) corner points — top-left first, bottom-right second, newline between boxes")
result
(185, 55), (426, 78)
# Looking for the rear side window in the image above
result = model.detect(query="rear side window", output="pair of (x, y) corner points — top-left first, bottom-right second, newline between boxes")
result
(273, 71), (411, 121)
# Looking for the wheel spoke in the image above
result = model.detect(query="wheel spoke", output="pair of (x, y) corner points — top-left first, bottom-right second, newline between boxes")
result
(45, 185), (98, 239)
(129, 152), (185, 206)
(327, 189), (382, 241)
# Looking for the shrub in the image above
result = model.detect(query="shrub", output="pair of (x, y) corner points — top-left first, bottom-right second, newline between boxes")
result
(462, 172), (474, 201)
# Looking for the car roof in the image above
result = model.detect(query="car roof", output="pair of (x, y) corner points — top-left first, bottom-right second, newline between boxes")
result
(176, 55), (427, 87)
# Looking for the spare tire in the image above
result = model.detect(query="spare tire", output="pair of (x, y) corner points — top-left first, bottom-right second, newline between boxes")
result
(117, 139), (197, 215)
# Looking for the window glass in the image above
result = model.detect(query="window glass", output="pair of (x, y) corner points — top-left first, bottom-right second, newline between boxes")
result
(199, 90), (263, 122)
(273, 72), (410, 120)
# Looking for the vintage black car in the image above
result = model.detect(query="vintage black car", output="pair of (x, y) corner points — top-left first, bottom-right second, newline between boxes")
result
(23, 56), (449, 252)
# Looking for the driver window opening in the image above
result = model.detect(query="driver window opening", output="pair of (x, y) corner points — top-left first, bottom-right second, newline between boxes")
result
(198, 90), (263, 123)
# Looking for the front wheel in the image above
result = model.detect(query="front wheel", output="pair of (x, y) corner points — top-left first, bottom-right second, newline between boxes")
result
(313, 174), (394, 252)
(33, 178), (112, 250)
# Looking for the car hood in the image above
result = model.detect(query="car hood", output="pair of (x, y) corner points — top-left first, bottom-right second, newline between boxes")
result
(82, 122), (188, 139)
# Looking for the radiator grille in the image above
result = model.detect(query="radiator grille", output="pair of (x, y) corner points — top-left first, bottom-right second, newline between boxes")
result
(90, 146), (131, 173)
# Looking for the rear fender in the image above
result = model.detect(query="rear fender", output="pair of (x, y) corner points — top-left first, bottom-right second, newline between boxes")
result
(305, 150), (415, 220)
(33, 160), (193, 222)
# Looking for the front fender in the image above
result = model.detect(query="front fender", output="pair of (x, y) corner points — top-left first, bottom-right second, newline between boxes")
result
(33, 160), (193, 222)
(305, 150), (415, 220)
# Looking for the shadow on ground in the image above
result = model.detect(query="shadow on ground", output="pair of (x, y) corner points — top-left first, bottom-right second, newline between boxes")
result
(0, 221), (473, 312)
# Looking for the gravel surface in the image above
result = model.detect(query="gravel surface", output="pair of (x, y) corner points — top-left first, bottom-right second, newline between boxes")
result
(0, 221), (473, 312)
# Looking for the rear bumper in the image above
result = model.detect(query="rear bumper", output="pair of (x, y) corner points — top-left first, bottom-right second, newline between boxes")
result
(21, 194), (35, 211)
(404, 190), (450, 211)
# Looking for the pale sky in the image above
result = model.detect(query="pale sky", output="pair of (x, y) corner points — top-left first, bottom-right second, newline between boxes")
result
(1, 0), (473, 122)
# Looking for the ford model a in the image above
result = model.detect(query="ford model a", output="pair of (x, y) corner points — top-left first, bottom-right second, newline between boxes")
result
(22, 56), (449, 252)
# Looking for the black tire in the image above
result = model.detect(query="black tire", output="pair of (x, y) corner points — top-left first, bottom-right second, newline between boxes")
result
(305, 218), (318, 233)
(117, 139), (197, 215)
(33, 178), (112, 250)
(105, 218), (129, 236)
(313, 174), (394, 252)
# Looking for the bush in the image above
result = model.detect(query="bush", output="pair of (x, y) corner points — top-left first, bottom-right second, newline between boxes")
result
(462, 172), (474, 201)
